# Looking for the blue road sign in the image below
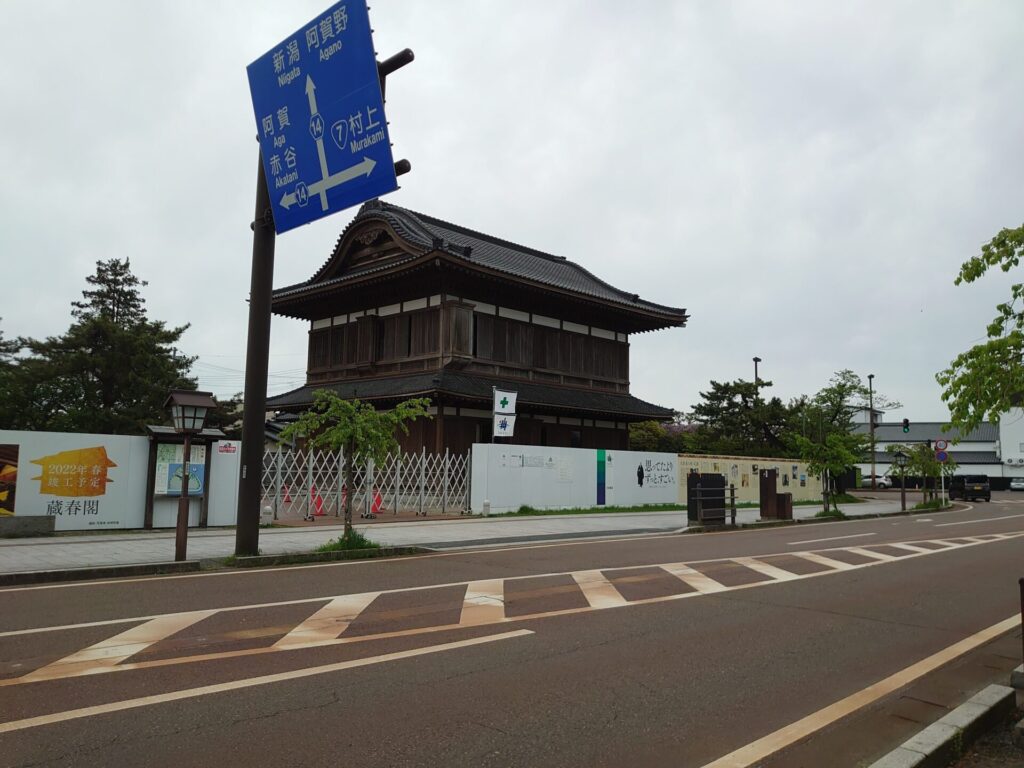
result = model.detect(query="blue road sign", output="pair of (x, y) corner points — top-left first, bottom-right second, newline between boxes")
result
(247, 0), (398, 234)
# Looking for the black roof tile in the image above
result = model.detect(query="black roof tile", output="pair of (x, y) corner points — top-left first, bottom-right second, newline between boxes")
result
(267, 370), (673, 420)
(274, 201), (687, 322)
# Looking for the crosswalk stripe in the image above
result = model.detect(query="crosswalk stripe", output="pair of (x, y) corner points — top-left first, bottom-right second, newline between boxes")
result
(273, 592), (380, 649)
(793, 552), (857, 571)
(460, 580), (507, 626)
(572, 570), (629, 609)
(958, 536), (990, 544)
(887, 543), (933, 554)
(845, 547), (897, 562)
(21, 610), (216, 682)
(733, 557), (800, 582)
(660, 563), (728, 593)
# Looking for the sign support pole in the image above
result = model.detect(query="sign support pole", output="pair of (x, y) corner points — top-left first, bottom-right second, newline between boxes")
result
(235, 153), (276, 556)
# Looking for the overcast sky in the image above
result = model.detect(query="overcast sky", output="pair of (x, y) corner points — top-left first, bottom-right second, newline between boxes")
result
(2, 1), (1022, 423)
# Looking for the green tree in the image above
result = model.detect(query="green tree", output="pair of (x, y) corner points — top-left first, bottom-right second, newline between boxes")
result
(8, 259), (196, 434)
(794, 432), (864, 514)
(937, 224), (1024, 433)
(281, 391), (431, 535)
(688, 379), (796, 457)
(886, 444), (958, 505)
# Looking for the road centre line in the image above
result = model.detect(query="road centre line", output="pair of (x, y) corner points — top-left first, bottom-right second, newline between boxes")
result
(4, 533), (1022, 687)
(6, 530), (1023, 641)
(0, 630), (535, 735)
(936, 513), (1024, 526)
(788, 533), (876, 546)
(698, 614), (1020, 768)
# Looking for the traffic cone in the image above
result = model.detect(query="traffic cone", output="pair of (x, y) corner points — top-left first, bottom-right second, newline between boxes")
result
(311, 485), (325, 516)
(283, 485), (292, 503)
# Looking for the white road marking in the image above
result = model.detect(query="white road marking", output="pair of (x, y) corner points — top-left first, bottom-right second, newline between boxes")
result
(733, 557), (800, 582)
(699, 615), (1020, 768)
(788, 533), (876, 546)
(845, 547), (897, 562)
(936, 513), (1024, 527)
(20, 610), (216, 683)
(792, 552), (858, 571)
(660, 563), (729, 593)
(572, 570), (629, 609)
(887, 543), (933, 554)
(459, 580), (507, 626)
(4, 533), (1024, 687)
(0, 630), (535, 734)
(273, 592), (380, 649)
(915, 518), (933, 522)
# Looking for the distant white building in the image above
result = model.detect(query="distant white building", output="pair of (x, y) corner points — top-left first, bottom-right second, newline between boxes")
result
(853, 408), (1024, 489)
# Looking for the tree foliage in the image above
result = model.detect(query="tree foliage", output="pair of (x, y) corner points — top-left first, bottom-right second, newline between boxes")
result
(793, 431), (864, 514)
(937, 223), (1024, 433)
(0, 259), (196, 434)
(280, 391), (432, 534)
(687, 379), (795, 457)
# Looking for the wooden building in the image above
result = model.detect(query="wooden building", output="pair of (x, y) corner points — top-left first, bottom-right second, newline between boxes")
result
(267, 201), (688, 453)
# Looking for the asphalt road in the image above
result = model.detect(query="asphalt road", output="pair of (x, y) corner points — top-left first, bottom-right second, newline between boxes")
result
(2, 500), (1024, 767)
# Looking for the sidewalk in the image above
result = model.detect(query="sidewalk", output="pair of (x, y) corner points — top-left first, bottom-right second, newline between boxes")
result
(0, 499), (904, 574)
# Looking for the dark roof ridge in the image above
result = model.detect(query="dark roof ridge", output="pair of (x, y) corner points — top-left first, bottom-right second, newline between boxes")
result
(375, 201), (679, 314)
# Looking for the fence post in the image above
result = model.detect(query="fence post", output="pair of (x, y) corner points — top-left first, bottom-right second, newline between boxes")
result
(366, 457), (375, 518)
(304, 450), (313, 520)
(335, 449), (343, 517)
(394, 452), (401, 515)
(442, 448), (449, 514)
(729, 483), (736, 526)
(274, 448), (282, 521)
(418, 447), (426, 516)
(464, 449), (471, 515)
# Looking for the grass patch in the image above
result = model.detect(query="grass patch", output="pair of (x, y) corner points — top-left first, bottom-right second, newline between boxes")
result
(813, 508), (848, 519)
(315, 530), (380, 553)
(511, 503), (681, 516)
(912, 498), (951, 511)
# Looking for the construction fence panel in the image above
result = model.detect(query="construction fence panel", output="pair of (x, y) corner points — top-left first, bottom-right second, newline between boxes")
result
(261, 448), (470, 519)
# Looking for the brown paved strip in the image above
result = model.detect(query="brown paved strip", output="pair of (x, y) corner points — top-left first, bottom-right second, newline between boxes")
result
(602, 567), (695, 602)
(907, 541), (951, 551)
(0, 624), (138, 680)
(342, 586), (465, 638)
(867, 545), (919, 559)
(821, 549), (887, 566)
(504, 574), (589, 617)
(758, 554), (833, 576)
(131, 603), (328, 663)
(688, 560), (773, 587)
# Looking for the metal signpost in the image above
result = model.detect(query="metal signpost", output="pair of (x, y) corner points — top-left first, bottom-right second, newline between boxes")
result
(235, 1), (410, 556)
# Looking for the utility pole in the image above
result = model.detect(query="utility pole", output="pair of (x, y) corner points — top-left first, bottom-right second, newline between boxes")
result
(868, 373), (875, 491)
(753, 356), (761, 385)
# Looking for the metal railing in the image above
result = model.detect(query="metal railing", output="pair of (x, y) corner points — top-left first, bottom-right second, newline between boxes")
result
(261, 448), (470, 521)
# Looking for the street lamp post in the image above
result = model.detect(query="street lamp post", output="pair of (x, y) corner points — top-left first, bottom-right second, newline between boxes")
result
(165, 390), (217, 562)
(893, 450), (908, 512)
(753, 357), (761, 385)
(868, 374), (875, 490)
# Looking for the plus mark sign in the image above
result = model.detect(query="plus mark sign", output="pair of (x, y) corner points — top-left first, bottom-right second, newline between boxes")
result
(500, 397), (508, 408)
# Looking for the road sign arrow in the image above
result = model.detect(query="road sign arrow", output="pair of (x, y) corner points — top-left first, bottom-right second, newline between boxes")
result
(308, 156), (377, 196)
(280, 190), (297, 210)
(305, 75), (318, 115)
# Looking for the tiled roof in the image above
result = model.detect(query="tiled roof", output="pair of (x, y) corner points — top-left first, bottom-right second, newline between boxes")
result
(274, 201), (687, 322)
(854, 421), (997, 443)
(267, 371), (674, 420)
(866, 450), (1001, 465)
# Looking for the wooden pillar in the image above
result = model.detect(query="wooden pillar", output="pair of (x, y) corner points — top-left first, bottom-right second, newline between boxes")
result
(143, 436), (158, 529)
(434, 400), (445, 454)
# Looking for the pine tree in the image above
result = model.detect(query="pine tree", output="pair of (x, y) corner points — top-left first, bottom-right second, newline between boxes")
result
(10, 259), (197, 434)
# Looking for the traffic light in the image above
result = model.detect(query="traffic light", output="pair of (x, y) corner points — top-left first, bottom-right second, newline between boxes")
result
(902, 418), (910, 433)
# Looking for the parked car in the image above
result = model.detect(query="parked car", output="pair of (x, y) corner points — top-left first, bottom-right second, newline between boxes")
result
(861, 474), (892, 489)
(1010, 477), (1024, 491)
(949, 474), (991, 502)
